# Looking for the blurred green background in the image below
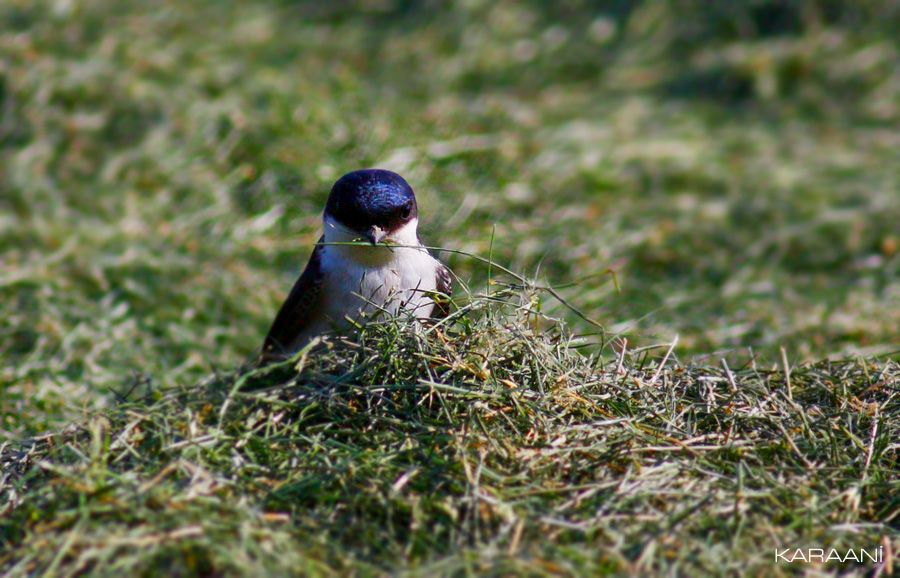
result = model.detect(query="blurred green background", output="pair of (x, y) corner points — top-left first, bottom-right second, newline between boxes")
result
(2, 0), (898, 435)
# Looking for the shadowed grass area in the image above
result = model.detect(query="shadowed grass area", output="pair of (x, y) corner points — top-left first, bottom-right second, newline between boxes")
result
(2, 292), (898, 576)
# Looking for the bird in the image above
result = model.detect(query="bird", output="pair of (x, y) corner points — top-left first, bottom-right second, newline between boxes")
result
(261, 169), (452, 361)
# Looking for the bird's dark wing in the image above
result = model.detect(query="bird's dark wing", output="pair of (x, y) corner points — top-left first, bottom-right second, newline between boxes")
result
(261, 237), (325, 360)
(431, 261), (453, 319)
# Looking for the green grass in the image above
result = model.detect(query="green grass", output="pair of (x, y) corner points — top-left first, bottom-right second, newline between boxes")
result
(3, 299), (898, 576)
(1, 0), (898, 575)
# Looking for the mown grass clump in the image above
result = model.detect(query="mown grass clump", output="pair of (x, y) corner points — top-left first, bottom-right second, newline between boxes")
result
(2, 291), (897, 576)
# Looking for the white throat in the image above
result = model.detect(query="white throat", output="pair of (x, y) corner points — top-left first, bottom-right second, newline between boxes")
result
(314, 213), (440, 329)
(322, 215), (421, 265)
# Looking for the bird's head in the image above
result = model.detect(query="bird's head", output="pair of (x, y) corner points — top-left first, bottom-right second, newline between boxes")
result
(323, 169), (419, 247)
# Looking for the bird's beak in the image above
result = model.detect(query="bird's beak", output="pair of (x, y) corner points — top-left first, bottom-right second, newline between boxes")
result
(365, 225), (386, 246)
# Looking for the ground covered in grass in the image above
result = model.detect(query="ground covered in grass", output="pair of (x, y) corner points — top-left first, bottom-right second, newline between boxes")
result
(1, 0), (899, 575)
(2, 295), (898, 576)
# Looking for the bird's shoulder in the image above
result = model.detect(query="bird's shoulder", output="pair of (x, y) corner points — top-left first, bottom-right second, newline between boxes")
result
(413, 235), (452, 317)
(260, 237), (327, 360)
(431, 251), (453, 320)
(435, 260), (452, 298)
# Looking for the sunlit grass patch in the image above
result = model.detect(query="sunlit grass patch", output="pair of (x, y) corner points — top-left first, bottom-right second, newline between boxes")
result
(1, 1), (899, 575)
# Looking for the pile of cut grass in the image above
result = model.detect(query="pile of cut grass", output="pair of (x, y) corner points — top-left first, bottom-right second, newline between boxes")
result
(2, 290), (897, 577)
(3, 0), (899, 446)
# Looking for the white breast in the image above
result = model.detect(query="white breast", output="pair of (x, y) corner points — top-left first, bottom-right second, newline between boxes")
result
(317, 217), (440, 331)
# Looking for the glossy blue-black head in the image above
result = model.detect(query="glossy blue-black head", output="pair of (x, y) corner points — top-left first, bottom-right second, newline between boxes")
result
(324, 169), (418, 241)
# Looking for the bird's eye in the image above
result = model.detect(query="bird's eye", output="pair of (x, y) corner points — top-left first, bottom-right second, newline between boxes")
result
(399, 202), (413, 220)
